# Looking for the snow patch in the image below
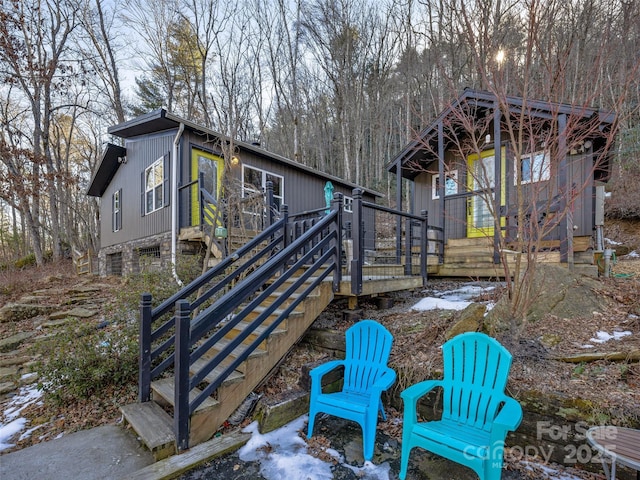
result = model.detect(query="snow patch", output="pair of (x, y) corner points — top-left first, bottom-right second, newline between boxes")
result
(239, 415), (393, 480)
(0, 383), (43, 451)
(589, 330), (632, 344)
(412, 297), (471, 311)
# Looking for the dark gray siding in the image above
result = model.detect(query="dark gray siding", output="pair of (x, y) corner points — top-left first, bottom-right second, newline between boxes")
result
(413, 148), (597, 242)
(100, 130), (175, 248)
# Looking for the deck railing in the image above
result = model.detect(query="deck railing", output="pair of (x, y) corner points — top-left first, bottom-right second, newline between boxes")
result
(139, 194), (344, 450)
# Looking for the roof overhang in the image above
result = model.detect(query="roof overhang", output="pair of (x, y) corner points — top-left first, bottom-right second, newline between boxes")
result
(387, 88), (618, 181)
(87, 143), (127, 197)
(102, 109), (383, 198)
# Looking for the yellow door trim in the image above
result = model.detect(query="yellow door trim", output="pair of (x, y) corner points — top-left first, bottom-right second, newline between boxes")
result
(191, 149), (224, 226)
(466, 147), (506, 238)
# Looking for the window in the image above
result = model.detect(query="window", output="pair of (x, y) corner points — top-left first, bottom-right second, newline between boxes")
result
(432, 170), (458, 199)
(106, 252), (122, 276)
(242, 165), (284, 209)
(112, 189), (122, 232)
(518, 151), (550, 184)
(144, 157), (164, 214)
(343, 196), (353, 213)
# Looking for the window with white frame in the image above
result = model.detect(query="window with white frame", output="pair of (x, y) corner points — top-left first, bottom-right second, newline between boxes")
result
(112, 189), (122, 232)
(242, 165), (284, 209)
(518, 151), (550, 184)
(144, 157), (164, 214)
(343, 196), (353, 213)
(432, 170), (458, 199)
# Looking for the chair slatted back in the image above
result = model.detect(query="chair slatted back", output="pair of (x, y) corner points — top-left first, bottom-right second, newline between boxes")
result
(441, 333), (512, 432)
(343, 320), (394, 395)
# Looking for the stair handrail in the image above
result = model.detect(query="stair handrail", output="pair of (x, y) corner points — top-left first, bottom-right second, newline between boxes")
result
(172, 194), (343, 450)
(139, 216), (287, 402)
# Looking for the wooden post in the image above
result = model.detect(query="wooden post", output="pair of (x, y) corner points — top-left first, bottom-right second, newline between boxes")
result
(396, 159), (403, 264)
(351, 188), (363, 295)
(558, 114), (569, 263)
(331, 192), (343, 292)
(438, 121), (446, 242)
(174, 299), (191, 452)
(139, 293), (152, 403)
(493, 103), (502, 264)
(421, 210), (428, 286)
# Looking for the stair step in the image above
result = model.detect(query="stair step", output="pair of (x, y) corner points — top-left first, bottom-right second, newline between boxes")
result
(224, 318), (287, 346)
(244, 305), (304, 325)
(120, 402), (175, 460)
(203, 336), (268, 374)
(190, 356), (245, 385)
(152, 377), (219, 412)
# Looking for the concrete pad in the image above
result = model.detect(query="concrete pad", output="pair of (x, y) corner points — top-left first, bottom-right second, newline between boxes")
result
(0, 425), (154, 480)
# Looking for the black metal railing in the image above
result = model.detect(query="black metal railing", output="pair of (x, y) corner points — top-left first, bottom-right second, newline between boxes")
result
(139, 193), (344, 451)
(138, 185), (443, 450)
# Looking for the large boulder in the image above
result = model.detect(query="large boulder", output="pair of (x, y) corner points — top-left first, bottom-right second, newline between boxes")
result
(485, 264), (613, 332)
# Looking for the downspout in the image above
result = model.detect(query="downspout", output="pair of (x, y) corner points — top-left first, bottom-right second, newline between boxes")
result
(171, 123), (185, 286)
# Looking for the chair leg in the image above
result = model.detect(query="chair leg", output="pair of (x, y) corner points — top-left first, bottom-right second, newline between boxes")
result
(399, 444), (412, 480)
(378, 398), (387, 421)
(307, 408), (317, 439)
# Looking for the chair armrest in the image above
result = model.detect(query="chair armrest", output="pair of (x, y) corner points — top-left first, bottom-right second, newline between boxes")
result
(309, 360), (344, 380)
(371, 367), (397, 393)
(400, 380), (442, 426)
(491, 396), (523, 444)
(309, 360), (344, 397)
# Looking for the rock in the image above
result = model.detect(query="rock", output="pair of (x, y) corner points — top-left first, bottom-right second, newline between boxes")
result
(48, 306), (97, 319)
(445, 303), (486, 340)
(0, 303), (55, 322)
(0, 365), (20, 382)
(41, 318), (73, 328)
(540, 333), (562, 348)
(0, 355), (31, 367)
(0, 381), (15, 395)
(0, 331), (36, 353)
(18, 295), (49, 304)
(485, 264), (613, 332)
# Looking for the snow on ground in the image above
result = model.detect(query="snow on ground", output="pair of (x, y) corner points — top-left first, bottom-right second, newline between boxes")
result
(239, 415), (591, 480)
(239, 415), (393, 480)
(0, 375), (43, 452)
(411, 283), (500, 312)
(580, 329), (632, 349)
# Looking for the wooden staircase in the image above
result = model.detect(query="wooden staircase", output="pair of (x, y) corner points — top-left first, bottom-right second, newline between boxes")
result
(434, 236), (596, 278)
(121, 274), (334, 460)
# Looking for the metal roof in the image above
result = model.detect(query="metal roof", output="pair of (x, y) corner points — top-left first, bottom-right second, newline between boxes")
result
(387, 88), (617, 180)
(87, 108), (382, 198)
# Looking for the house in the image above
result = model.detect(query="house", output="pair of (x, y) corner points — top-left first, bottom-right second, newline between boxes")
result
(87, 109), (381, 276)
(388, 88), (617, 277)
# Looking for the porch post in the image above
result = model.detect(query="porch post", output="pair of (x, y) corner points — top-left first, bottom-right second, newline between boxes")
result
(438, 121), (446, 242)
(265, 180), (274, 229)
(493, 103), (502, 264)
(421, 210), (428, 286)
(139, 293), (152, 403)
(174, 299), (191, 452)
(395, 159), (402, 264)
(351, 188), (363, 295)
(558, 114), (569, 263)
(331, 192), (343, 292)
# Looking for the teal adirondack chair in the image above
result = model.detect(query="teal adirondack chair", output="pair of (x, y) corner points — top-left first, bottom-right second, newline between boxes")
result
(307, 320), (396, 461)
(399, 332), (522, 480)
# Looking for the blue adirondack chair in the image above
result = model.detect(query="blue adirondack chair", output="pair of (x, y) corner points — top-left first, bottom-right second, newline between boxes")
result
(399, 332), (522, 480)
(307, 319), (396, 461)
